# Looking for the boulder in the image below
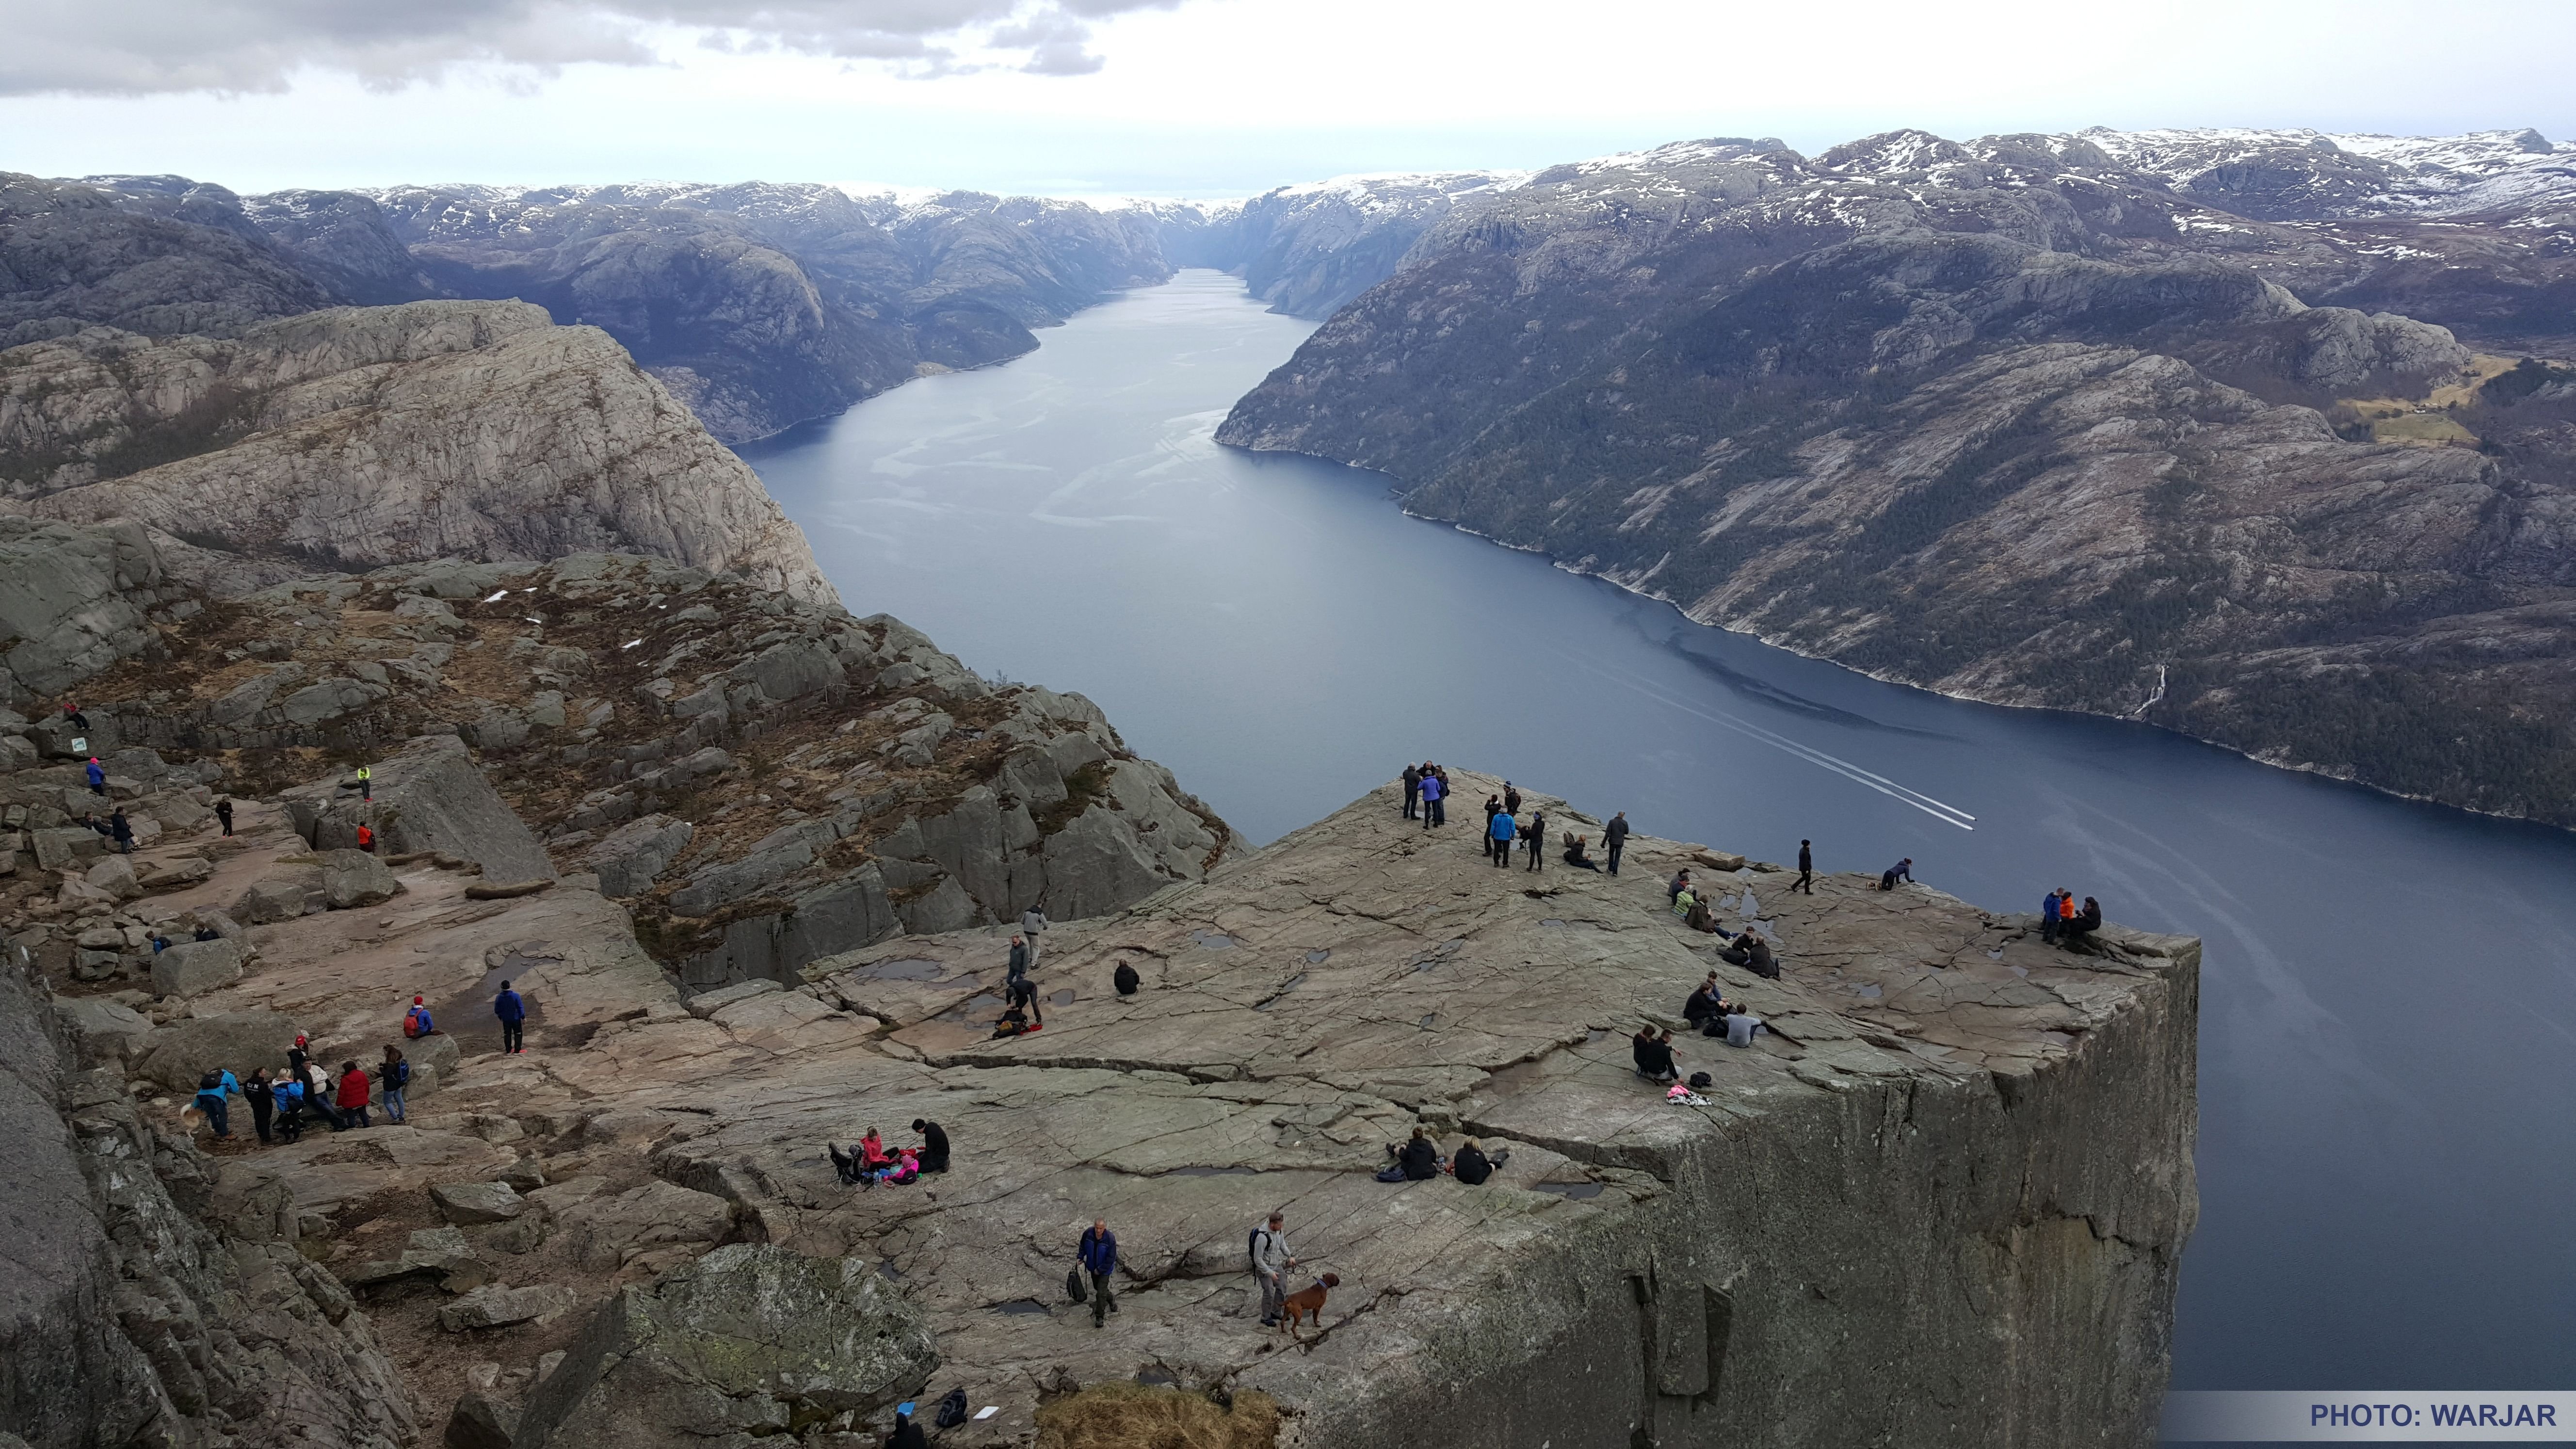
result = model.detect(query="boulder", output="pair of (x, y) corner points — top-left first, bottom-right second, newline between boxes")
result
(445, 1389), (521, 1449)
(149, 937), (244, 1000)
(511, 1245), (934, 1449)
(29, 827), (102, 870)
(682, 978), (781, 1020)
(346, 1226), (488, 1290)
(237, 870), (322, 924)
(319, 848), (397, 909)
(0, 516), (168, 704)
(553, 1181), (734, 1272)
(430, 1180), (528, 1226)
(586, 814), (692, 897)
(83, 854), (142, 902)
(437, 1282), (576, 1333)
(134, 1010), (296, 1091)
(137, 855), (216, 893)
(282, 736), (554, 883)
(54, 995), (153, 1067)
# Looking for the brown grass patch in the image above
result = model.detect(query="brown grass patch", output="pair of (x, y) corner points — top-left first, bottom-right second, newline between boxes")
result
(1035, 1383), (1279, 1449)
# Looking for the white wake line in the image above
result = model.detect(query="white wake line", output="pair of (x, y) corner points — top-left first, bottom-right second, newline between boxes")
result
(1547, 649), (1979, 831)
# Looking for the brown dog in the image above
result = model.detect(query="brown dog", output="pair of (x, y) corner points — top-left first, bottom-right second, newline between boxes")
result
(1279, 1273), (1341, 1335)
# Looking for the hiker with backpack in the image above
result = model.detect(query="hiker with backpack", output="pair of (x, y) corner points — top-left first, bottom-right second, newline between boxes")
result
(378, 1045), (411, 1124)
(1251, 1211), (1294, 1327)
(1077, 1219), (1118, 1328)
(191, 1067), (241, 1138)
(403, 996), (435, 1038)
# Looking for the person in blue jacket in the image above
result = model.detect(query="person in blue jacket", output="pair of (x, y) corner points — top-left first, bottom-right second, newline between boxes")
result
(495, 980), (527, 1053)
(191, 1067), (242, 1137)
(1077, 1219), (1118, 1328)
(1487, 807), (1518, 868)
(85, 757), (106, 796)
(1417, 769), (1444, 830)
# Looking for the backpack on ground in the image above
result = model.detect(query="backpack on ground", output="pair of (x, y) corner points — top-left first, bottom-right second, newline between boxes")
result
(1065, 1267), (1088, 1304)
(934, 1389), (969, 1429)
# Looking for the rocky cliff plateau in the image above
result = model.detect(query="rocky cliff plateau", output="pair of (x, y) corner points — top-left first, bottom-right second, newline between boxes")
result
(0, 299), (833, 604)
(1218, 127), (2576, 826)
(7, 731), (2197, 1448)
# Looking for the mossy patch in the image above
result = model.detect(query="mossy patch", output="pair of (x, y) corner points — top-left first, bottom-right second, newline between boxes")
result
(1034, 1382), (1279, 1449)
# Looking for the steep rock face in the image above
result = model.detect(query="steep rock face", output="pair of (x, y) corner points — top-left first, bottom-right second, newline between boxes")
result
(72, 553), (1229, 984)
(0, 959), (414, 1449)
(0, 516), (185, 705)
(0, 302), (834, 604)
(1208, 171), (1534, 319)
(1219, 129), (2576, 824)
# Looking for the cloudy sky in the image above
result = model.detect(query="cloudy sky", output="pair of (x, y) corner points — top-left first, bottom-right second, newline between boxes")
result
(4, 0), (2573, 197)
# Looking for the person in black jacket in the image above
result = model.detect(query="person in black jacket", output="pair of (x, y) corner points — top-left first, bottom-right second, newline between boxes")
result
(1636, 1029), (1680, 1084)
(1451, 1138), (1497, 1186)
(1113, 960), (1140, 996)
(1683, 973), (1729, 1031)
(883, 1402), (927, 1449)
(2063, 896), (2103, 946)
(215, 798), (234, 837)
(1796, 839), (1813, 894)
(911, 1118), (950, 1173)
(1006, 973), (1043, 1026)
(1395, 1127), (1441, 1180)
(1523, 810), (1546, 872)
(1603, 812), (1630, 875)
(244, 1069), (276, 1144)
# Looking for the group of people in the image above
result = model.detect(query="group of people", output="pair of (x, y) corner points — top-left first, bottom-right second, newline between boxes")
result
(1666, 870), (1780, 977)
(829, 1119), (950, 1188)
(1401, 761), (1451, 826)
(1683, 971), (1768, 1047)
(2039, 888), (2103, 947)
(188, 1033), (415, 1145)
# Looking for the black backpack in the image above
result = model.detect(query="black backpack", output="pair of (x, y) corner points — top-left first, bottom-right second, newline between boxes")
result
(1247, 1227), (1270, 1269)
(1113, 963), (1140, 996)
(1064, 1267), (1087, 1304)
(934, 1389), (968, 1429)
(198, 1070), (222, 1092)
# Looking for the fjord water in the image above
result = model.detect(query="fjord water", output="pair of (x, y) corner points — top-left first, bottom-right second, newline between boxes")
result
(749, 271), (2576, 1400)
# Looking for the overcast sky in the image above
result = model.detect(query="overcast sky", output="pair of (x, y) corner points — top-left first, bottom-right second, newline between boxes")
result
(4, 0), (2574, 198)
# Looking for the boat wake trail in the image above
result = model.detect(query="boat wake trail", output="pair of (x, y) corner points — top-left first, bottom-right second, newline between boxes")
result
(1548, 648), (1978, 830)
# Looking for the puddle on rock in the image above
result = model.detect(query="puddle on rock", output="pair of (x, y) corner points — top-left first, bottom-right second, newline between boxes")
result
(1858, 984), (1883, 999)
(2010, 966), (2029, 978)
(1304, 949), (1330, 964)
(1536, 1182), (1605, 1200)
(856, 958), (945, 982)
(1191, 931), (1236, 950)
(1418, 1013), (1438, 1030)
(1050, 989), (1074, 1006)
(991, 1299), (1052, 1316)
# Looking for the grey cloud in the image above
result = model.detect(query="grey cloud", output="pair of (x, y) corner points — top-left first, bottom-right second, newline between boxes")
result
(0, 0), (1175, 95)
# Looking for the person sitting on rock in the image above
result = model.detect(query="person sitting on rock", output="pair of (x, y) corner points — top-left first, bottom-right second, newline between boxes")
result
(884, 1401), (927, 1449)
(1722, 1007), (1767, 1048)
(1113, 959), (1140, 996)
(1450, 1137), (1509, 1186)
(1635, 1028), (1681, 1085)
(911, 1118), (950, 1173)
(403, 996), (435, 1038)
(2064, 896), (2103, 947)
(192, 924), (220, 942)
(1388, 1127), (1442, 1181)
(859, 1128), (891, 1172)
(1561, 832), (1601, 870)
(1668, 869), (1692, 903)
(1672, 886), (1697, 920)
(882, 1148), (921, 1186)
(1683, 973), (1730, 1031)
(1738, 932), (1780, 979)
(356, 823), (375, 853)
(1683, 895), (1722, 934)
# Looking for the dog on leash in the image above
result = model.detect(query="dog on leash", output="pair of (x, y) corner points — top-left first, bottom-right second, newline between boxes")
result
(1278, 1273), (1341, 1335)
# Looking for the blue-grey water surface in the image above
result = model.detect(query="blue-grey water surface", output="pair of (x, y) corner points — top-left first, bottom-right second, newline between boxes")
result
(748, 270), (2576, 1410)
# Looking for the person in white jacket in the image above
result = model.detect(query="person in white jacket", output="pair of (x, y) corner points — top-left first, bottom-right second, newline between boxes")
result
(1020, 906), (1048, 968)
(1251, 1211), (1294, 1326)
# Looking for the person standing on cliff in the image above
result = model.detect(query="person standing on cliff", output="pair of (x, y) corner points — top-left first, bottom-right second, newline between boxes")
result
(86, 756), (107, 797)
(1503, 782), (1521, 816)
(2040, 888), (2065, 944)
(215, 797), (234, 837)
(1486, 807), (1518, 867)
(1418, 768), (1445, 829)
(357, 764), (371, 801)
(494, 979), (526, 1053)
(1077, 1219), (1119, 1329)
(1006, 934), (1030, 985)
(1523, 809), (1547, 872)
(1021, 905), (1048, 969)
(1796, 840), (1814, 894)
(1401, 764), (1421, 820)
(1480, 794), (1503, 860)
(1252, 1211), (1294, 1326)
(1604, 812), (1630, 875)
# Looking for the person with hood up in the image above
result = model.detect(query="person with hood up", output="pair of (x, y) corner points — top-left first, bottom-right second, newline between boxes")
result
(1503, 782), (1521, 816)
(1486, 806), (1518, 867)
(494, 980), (527, 1053)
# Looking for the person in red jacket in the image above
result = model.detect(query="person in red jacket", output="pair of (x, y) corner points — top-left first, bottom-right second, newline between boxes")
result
(334, 1060), (374, 1128)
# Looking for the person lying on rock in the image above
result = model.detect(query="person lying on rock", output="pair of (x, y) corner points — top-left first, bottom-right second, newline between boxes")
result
(992, 1003), (1031, 1039)
(1561, 832), (1602, 870)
